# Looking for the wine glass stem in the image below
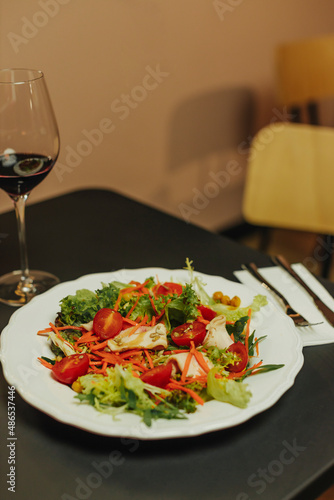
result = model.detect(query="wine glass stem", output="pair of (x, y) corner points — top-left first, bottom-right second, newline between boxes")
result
(12, 194), (30, 280)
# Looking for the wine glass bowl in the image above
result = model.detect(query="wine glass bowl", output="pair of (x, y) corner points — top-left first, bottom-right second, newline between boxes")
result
(0, 68), (60, 306)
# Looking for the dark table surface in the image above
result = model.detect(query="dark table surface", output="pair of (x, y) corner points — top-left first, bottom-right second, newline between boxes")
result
(0, 189), (333, 500)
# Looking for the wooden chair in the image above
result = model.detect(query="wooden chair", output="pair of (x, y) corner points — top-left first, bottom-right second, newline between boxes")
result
(276, 34), (334, 125)
(272, 34), (334, 276)
(242, 122), (334, 277)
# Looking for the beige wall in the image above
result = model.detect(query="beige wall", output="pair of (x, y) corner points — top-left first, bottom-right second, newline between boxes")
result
(1, 0), (334, 230)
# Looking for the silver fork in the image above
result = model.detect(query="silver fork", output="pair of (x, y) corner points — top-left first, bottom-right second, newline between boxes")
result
(241, 263), (322, 327)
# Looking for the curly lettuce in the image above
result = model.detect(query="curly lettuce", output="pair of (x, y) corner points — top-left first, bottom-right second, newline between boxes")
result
(207, 368), (252, 409)
(75, 365), (187, 426)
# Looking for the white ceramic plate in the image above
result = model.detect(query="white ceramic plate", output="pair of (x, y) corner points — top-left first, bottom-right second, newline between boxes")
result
(0, 268), (304, 440)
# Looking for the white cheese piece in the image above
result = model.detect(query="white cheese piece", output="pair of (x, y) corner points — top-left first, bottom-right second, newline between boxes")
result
(108, 323), (168, 352)
(168, 352), (214, 378)
(204, 315), (234, 349)
(49, 332), (76, 357)
(81, 320), (93, 331)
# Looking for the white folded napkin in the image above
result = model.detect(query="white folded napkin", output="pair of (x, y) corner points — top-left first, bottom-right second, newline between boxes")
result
(234, 263), (334, 347)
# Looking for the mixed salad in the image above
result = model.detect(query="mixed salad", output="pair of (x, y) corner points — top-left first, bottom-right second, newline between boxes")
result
(38, 260), (283, 426)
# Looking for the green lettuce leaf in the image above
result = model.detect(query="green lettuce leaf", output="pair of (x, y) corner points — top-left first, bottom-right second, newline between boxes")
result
(164, 283), (200, 330)
(225, 316), (249, 342)
(59, 288), (99, 325)
(207, 368), (252, 408)
(76, 365), (187, 426)
(95, 282), (123, 309)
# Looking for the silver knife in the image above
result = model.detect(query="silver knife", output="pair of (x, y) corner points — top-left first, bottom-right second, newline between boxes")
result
(241, 263), (317, 326)
(272, 255), (334, 327)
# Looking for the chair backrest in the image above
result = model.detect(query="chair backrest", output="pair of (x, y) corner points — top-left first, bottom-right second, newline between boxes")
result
(276, 34), (334, 107)
(243, 122), (334, 235)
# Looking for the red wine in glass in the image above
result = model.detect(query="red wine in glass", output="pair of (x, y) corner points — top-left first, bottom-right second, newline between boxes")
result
(0, 68), (60, 306)
(0, 153), (55, 196)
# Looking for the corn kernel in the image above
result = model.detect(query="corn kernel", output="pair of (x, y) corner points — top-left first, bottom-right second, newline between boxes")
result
(213, 291), (224, 302)
(72, 380), (83, 393)
(222, 295), (231, 305)
(230, 296), (241, 308)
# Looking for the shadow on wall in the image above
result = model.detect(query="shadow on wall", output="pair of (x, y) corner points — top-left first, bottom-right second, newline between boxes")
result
(150, 87), (255, 232)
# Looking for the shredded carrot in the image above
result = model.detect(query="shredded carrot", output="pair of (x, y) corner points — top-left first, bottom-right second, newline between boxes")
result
(148, 295), (158, 315)
(87, 366), (99, 373)
(38, 357), (54, 370)
(131, 362), (147, 373)
(118, 349), (142, 359)
(189, 375), (208, 383)
(56, 326), (83, 331)
(37, 327), (53, 334)
(37, 325), (83, 335)
(89, 367), (107, 374)
(49, 323), (64, 340)
(181, 350), (193, 383)
(229, 360), (263, 379)
(230, 333), (235, 342)
(126, 296), (140, 318)
(246, 361), (264, 375)
(163, 349), (189, 355)
(94, 351), (120, 364)
(255, 337), (259, 357)
(197, 317), (210, 325)
(120, 279), (151, 296)
(86, 353), (100, 361)
(151, 280), (161, 298)
(74, 330), (97, 345)
(177, 375), (207, 386)
(191, 346), (211, 374)
(122, 317), (138, 326)
(144, 349), (154, 369)
(113, 293), (123, 311)
(168, 382), (205, 405)
(49, 323), (75, 351)
(128, 314), (148, 336)
(90, 338), (111, 351)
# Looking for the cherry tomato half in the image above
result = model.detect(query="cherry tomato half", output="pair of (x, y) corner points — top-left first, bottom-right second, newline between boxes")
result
(52, 353), (90, 385)
(156, 282), (183, 296)
(93, 308), (123, 340)
(140, 363), (173, 388)
(226, 342), (248, 372)
(171, 321), (207, 347)
(198, 305), (217, 321)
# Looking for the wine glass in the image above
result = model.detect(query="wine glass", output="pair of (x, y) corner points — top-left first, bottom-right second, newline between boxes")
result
(0, 68), (60, 306)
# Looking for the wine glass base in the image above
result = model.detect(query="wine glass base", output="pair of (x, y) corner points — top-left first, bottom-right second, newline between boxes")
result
(0, 270), (60, 307)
